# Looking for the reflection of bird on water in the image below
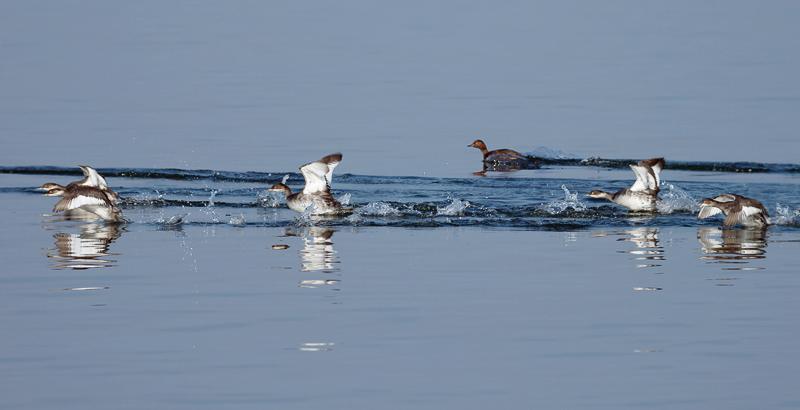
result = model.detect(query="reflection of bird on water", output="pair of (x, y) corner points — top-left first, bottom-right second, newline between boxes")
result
(39, 165), (124, 223)
(49, 223), (123, 270)
(618, 227), (664, 268)
(284, 227), (339, 273)
(697, 227), (767, 263)
(588, 158), (665, 212)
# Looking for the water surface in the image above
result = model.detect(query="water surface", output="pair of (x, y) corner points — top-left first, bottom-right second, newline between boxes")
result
(1, 166), (800, 409)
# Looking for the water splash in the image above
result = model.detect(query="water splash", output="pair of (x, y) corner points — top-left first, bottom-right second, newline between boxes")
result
(527, 146), (575, 159)
(293, 203), (322, 226)
(257, 190), (282, 208)
(657, 183), (698, 214)
(774, 203), (800, 226)
(228, 213), (246, 226)
(436, 197), (470, 216)
(124, 190), (165, 207)
(157, 213), (188, 226)
(541, 185), (586, 214)
(207, 190), (218, 207)
(354, 201), (403, 217)
(338, 192), (352, 206)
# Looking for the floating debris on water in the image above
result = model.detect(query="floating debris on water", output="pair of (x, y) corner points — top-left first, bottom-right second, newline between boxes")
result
(272, 244), (290, 250)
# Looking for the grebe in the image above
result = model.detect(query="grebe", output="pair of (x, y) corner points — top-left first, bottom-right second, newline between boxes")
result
(39, 165), (120, 204)
(698, 194), (769, 227)
(588, 157), (665, 212)
(468, 139), (540, 170)
(41, 166), (123, 222)
(268, 153), (350, 215)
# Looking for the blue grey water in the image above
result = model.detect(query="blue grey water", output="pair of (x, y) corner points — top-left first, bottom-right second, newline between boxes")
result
(2, 1), (800, 409)
(2, 1), (800, 174)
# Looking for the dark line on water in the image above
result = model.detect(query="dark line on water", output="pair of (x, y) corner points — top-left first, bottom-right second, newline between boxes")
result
(1, 158), (798, 183)
(536, 158), (800, 173)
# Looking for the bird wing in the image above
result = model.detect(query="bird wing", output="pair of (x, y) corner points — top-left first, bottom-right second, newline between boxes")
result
(300, 153), (342, 195)
(639, 158), (664, 189)
(78, 165), (109, 189)
(741, 205), (763, 217)
(724, 211), (743, 227)
(698, 205), (723, 219)
(741, 198), (768, 217)
(105, 189), (120, 204)
(629, 164), (655, 192)
(319, 153), (342, 187)
(53, 189), (112, 212)
(300, 161), (331, 194)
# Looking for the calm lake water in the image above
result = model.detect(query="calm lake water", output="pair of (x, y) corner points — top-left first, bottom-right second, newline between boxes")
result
(2, 0), (800, 408)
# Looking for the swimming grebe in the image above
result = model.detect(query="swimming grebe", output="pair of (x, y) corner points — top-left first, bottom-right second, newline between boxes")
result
(468, 139), (540, 170)
(268, 153), (350, 215)
(698, 194), (769, 227)
(588, 157), (665, 212)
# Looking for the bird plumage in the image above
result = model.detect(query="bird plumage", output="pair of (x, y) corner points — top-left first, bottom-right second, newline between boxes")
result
(468, 139), (540, 170)
(698, 194), (769, 227)
(41, 166), (124, 223)
(269, 153), (349, 215)
(588, 157), (665, 211)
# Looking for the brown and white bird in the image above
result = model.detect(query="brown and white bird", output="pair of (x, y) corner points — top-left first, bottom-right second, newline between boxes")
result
(468, 139), (540, 170)
(698, 194), (769, 228)
(40, 166), (124, 223)
(588, 158), (665, 212)
(39, 165), (120, 204)
(268, 153), (351, 215)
